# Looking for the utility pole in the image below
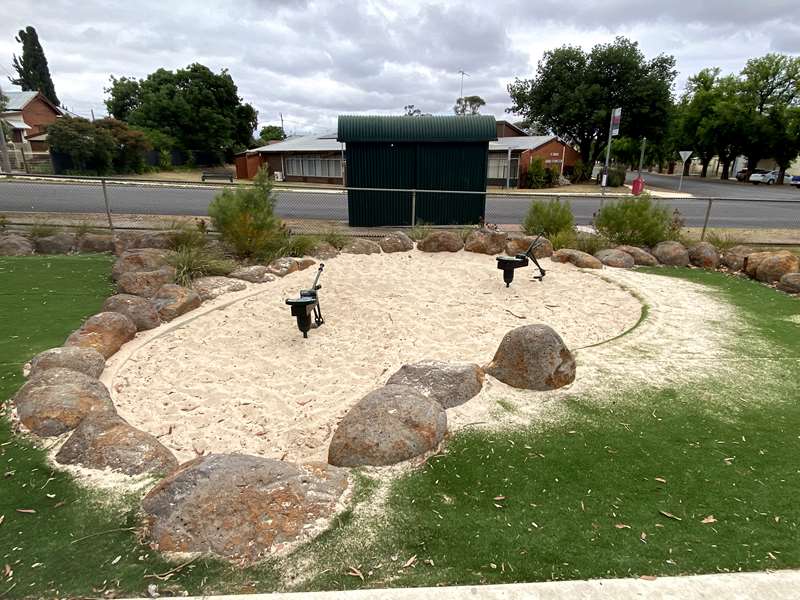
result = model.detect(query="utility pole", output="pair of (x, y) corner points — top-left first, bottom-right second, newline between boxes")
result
(457, 70), (469, 114)
(638, 137), (647, 177)
(280, 112), (284, 132)
(90, 108), (95, 121)
(601, 107), (622, 199)
(0, 85), (11, 174)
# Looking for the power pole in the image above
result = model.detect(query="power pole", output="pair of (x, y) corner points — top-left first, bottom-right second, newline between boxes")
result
(280, 113), (284, 132)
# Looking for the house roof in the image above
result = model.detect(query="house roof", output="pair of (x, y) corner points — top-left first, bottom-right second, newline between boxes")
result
(0, 115), (31, 130)
(3, 91), (38, 111)
(496, 120), (529, 136)
(490, 136), (560, 152)
(337, 115), (497, 143)
(249, 133), (342, 153)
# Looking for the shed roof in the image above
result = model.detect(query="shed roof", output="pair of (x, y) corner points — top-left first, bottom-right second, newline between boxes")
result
(338, 115), (497, 143)
(248, 133), (341, 153)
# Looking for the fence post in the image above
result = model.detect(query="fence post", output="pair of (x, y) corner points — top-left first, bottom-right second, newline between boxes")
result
(101, 178), (115, 234)
(700, 198), (714, 241)
(411, 189), (417, 226)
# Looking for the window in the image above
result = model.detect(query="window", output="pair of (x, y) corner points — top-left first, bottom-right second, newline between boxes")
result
(284, 155), (342, 178)
(488, 155), (518, 180)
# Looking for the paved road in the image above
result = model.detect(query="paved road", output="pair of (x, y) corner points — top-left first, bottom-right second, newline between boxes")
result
(628, 171), (800, 200)
(1, 179), (799, 230)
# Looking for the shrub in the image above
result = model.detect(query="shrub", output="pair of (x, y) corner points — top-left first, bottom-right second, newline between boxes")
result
(74, 221), (101, 237)
(527, 158), (548, 189)
(575, 232), (611, 255)
(605, 165), (627, 187)
(208, 168), (287, 259)
(705, 230), (743, 252)
(548, 229), (577, 250)
(408, 222), (433, 241)
(570, 159), (589, 183)
(319, 229), (348, 250)
(168, 220), (208, 251)
(282, 235), (319, 257)
(543, 166), (560, 187)
(522, 198), (574, 237)
(29, 219), (57, 238)
(594, 194), (671, 247)
(169, 246), (235, 287)
(0, 214), (8, 231)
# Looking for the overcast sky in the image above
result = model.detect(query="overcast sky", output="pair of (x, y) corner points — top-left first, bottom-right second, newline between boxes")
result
(2, 0), (798, 136)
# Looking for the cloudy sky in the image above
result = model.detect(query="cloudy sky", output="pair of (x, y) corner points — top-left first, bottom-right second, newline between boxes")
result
(2, 0), (798, 136)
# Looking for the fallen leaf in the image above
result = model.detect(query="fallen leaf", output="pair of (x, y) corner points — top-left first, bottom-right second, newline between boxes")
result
(767, 552), (777, 561)
(701, 515), (717, 524)
(654, 477), (667, 484)
(3, 564), (12, 578)
(659, 510), (682, 521)
(640, 532), (647, 543)
(640, 575), (657, 581)
(346, 566), (364, 581)
(402, 555), (417, 568)
(493, 496), (506, 501)
(615, 523), (631, 529)
(111, 555), (121, 565)
(15, 509), (35, 514)
(0, 515), (4, 526)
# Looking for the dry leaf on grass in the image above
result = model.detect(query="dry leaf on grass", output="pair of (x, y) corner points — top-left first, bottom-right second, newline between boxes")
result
(640, 575), (657, 581)
(701, 515), (717, 524)
(654, 477), (667, 484)
(15, 509), (35, 514)
(346, 566), (364, 581)
(0, 515), (4, 526)
(659, 510), (682, 521)
(615, 523), (631, 529)
(402, 555), (417, 568)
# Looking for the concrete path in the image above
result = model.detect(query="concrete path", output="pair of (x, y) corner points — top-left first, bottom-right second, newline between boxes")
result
(131, 570), (800, 600)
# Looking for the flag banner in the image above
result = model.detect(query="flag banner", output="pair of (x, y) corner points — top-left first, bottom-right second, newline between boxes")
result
(610, 107), (622, 137)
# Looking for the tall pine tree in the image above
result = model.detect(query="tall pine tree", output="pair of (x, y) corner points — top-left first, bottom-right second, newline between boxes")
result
(10, 26), (60, 107)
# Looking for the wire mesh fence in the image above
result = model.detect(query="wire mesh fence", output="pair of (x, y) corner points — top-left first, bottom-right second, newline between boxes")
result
(0, 174), (798, 245)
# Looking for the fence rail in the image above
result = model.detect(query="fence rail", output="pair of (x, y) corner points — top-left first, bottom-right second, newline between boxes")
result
(0, 173), (798, 243)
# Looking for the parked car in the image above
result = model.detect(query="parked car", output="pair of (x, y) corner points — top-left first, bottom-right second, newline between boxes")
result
(749, 169), (791, 185)
(791, 174), (800, 188)
(736, 168), (767, 182)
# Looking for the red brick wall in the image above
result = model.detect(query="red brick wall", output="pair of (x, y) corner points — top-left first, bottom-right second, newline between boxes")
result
(496, 122), (526, 138)
(21, 97), (60, 138)
(518, 140), (581, 180)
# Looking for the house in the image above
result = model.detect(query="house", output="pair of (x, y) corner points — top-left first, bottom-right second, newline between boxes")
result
(1, 90), (63, 153)
(235, 117), (579, 189)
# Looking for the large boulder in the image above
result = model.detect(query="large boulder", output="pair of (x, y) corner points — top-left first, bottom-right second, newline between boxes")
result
(296, 257), (316, 271)
(142, 454), (348, 563)
(103, 294), (161, 331)
(464, 229), (507, 255)
(13, 368), (115, 436)
(192, 276), (247, 301)
(418, 231), (463, 253)
(505, 236), (554, 258)
(151, 284), (202, 322)
(117, 266), (176, 298)
(485, 324), (576, 391)
(0, 233), (35, 256)
(378, 231), (414, 253)
(112, 248), (174, 281)
(778, 272), (800, 294)
(27, 346), (106, 380)
(652, 241), (690, 267)
(721, 245), (755, 272)
(743, 251), (775, 278)
(688, 242), (720, 269)
(76, 233), (114, 253)
(386, 360), (484, 409)
(267, 257), (299, 277)
(113, 231), (175, 255)
(229, 265), (276, 284)
(34, 232), (76, 254)
(56, 413), (178, 476)
(594, 248), (634, 269)
(616, 245), (658, 266)
(341, 238), (381, 255)
(551, 248), (602, 269)
(755, 251), (800, 283)
(64, 312), (137, 358)
(328, 384), (447, 467)
(311, 242), (340, 260)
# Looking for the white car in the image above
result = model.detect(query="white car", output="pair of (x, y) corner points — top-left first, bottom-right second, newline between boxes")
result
(749, 169), (791, 185)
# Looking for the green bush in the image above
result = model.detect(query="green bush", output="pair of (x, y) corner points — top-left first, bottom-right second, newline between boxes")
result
(594, 194), (670, 247)
(548, 229), (577, 250)
(527, 157), (548, 189)
(543, 166), (560, 187)
(208, 168), (287, 259)
(408, 222), (433, 241)
(575, 232), (611, 255)
(319, 229), (348, 250)
(0, 214), (9, 231)
(570, 159), (589, 183)
(282, 235), (319, 257)
(29, 219), (57, 238)
(605, 165), (627, 187)
(704, 230), (742, 252)
(522, 198), (574, 237)
(168, 220), (208, 251)
(169, 246), (235, 286)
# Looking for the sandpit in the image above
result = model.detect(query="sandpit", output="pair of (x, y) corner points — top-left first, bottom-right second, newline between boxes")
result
(103, 250), (733, 465)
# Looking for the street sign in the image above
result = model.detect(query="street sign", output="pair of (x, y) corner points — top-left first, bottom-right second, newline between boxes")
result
(679, 150), (692, 163)
(610, 108), (622, 137)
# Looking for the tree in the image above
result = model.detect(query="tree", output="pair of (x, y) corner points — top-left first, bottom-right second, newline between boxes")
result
(258, 125), (286, 142)
(9, 26), (59, 106)
(508, 37), (676, 168)
(47, 117), (115, 174)
(404, 104), (422, 116)
(95, 118), (151, 173)
(680, 68), (724, 177)
(766, 106), (800, 183)
(104, 63), (258, 162)
(453, 95), (486, 115)
(104, 76), (141, 121)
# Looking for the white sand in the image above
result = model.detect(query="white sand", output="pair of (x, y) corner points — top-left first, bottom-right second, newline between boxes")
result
(104, 251), (647, 464)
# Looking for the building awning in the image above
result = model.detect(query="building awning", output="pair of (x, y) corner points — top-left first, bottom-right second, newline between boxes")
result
(1, 116), (31, 130)
(338, 115), (497, 143)
(26, 132), (48, 141)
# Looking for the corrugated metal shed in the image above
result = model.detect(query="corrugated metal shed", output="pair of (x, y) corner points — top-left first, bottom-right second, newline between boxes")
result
(338, 115), (497, 143)
(339, 115), (495, 227)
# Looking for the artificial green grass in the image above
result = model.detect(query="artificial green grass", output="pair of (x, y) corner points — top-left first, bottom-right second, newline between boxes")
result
(1, 259), (799, 597)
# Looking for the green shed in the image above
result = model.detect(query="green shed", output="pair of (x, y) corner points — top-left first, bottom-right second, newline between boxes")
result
(337, 115), (497, 227)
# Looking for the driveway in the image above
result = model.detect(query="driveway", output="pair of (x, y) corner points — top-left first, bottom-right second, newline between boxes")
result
(628, 171), (800, 200)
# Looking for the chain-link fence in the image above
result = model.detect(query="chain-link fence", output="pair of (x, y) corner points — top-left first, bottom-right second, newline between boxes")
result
(0, 174), (798, 245)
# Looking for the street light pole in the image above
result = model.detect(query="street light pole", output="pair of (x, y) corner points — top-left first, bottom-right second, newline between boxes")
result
(458, 70), (469, 114)
(638, 137), (647, 177)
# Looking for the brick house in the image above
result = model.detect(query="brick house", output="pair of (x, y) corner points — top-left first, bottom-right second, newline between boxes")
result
(1, 90), (63, 153)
